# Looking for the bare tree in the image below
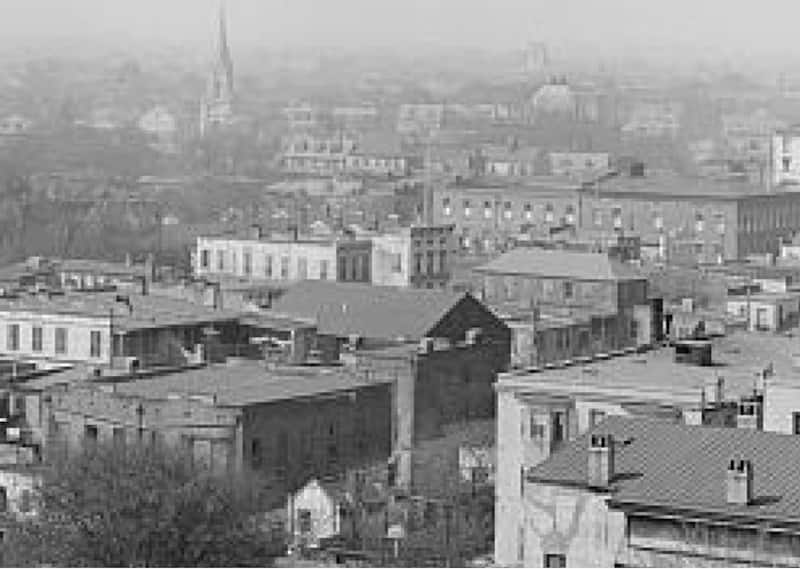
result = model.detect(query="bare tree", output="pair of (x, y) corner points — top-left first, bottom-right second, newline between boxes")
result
(3, 444), (284, 567)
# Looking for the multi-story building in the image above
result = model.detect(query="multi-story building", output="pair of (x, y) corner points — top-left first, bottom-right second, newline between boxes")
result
(268, 280), (512, 490)
(475, 247), (651, 363)
(582, 176), (800, 263)
(771, 125), (800, 186)
(47, 361), (393, 498)
(279, 131), (360, 176)
(522, 416), (800, 567)
(195, 230), (372, 285)
(721, 108), (782, 165)
(494, 331), (800, 566)
(433, 180), (584, 254)
(477, 145), (544, 178)
(371, 224), (457, 289)
(0, 291), (242, 370)
(396, 104), (444, 137)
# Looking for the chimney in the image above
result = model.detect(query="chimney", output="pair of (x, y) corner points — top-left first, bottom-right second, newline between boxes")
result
(726, 459), (753, 505)
(249, 224), (262, 240)
(465, 327), (482, 345)
(736, 402), (760, 430)
(587, 434), (615, 489)
(124, 252), (132, 268)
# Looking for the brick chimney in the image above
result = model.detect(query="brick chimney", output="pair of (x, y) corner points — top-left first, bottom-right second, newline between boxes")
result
(726, 459), (753, 505)
(736, 401), (761, 430)
(588, 434), (615, 489)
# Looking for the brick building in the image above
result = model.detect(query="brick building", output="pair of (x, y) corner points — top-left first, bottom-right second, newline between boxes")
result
(581, 177), (800, 263)
(46, 361), (393, 500)
(268, 280), (511, 490)
(433, 180), (583, 254)
(371, 224), (458, 289)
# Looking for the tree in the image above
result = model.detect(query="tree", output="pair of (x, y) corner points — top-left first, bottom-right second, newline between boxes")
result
(3, 444), (283, 567)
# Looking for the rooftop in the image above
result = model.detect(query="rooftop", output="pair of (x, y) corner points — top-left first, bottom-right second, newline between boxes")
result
(475, 247), (644, 281)
(0, 292), (240, 331)
(112, 361), (391, 407)
(593, 175), (783, 200)
(529, 415), (800, 525)
(498, 332), (796, 407)
(269, 280), (469, 341)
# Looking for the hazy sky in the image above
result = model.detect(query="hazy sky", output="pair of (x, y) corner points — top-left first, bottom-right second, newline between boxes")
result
(0, 0), (799, 56)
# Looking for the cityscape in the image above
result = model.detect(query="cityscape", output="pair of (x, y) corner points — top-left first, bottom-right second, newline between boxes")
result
(3, 0), (800, 567)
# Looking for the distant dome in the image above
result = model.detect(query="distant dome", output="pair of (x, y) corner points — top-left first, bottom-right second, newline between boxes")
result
(531, 82), (576, 116)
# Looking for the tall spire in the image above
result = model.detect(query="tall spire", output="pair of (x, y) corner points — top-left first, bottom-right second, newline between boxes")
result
(218, 0), (230, 63)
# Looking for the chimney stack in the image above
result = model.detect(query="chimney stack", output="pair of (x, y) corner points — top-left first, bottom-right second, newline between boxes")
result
(736, 401), (760, 430)
(726, 459), (753, 505)
(587, 434), (615, 489)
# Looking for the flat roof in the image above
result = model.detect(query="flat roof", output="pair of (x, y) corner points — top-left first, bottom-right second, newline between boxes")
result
(0, 292), (240, 331)
(498, 331), (800, 405)
(592, 175), (794, 200)
(113, 361), (392, 407)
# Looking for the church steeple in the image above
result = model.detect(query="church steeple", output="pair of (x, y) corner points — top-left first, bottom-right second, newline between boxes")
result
(201, 0), (235, 136)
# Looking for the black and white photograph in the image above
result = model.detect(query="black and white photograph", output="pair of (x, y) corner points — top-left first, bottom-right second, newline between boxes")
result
(0, 0), (799, 566)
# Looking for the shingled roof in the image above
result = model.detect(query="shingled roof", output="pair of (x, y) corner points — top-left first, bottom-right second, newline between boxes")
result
(476, 247), (643, 281)
(268, 281), (470, 341)
(529, 416), (800, 525)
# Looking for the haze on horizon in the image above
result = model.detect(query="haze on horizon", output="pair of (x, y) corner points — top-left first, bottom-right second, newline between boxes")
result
(0, 0), (799, 60)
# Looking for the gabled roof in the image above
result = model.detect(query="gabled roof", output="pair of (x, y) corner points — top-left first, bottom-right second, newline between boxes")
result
(475, 248), (644, 281)
(529, 416), (800, 525)
(269, 281), (469, 341)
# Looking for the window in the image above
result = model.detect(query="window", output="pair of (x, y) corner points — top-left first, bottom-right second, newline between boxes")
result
(338, 257), (348, 280)
(524, 203), (532, 220)
(565, 205), (575, 225)
(544, 203), (554, 223)
(443, 197), (451, 217)
(18, 489), (32, 513)
(439, 250), (447, 273)
(783, 157), (792, 172)
(243, 249), (252, 276)
(297, 257), (308, 280)
(200, 249), (210, 269)
(280, 256), (289, 279)
(414, 253), (422, 275)
(589, 409), (606, 428)
(84, 424), (98, 445)
(544, 553), (567, 568)
(426, 251), (435, 274)
(6, 324), (19, 351)
(0, 487), (6, 512)
(612, 206), (623, 229)
(31, 326), (42, 352)
(319, 259), (329, 280)
(251, 438), (263, 467)
(593, 208), (603, 227)
(264, 255), (273, 278)
(695, 213), (705, 233)
(563, 281), (574, 299)
(113, 427), (125, 449)
(484, 201), (493, 219)
(463, 199), (471, 217)
(530, 418), (545, 439)
(391, 253), (403, 273)
(55, 328), (67, 355)
(351, 256), (358, 281)
(654, 214), (663, 230)
(90, 330), (102, 358)
(216, 250), (224, 271)
(503, 201), (513, 220)
(793, 412), (800, 435)
(298, 509), (312, 534)
(552, 412), (565, 448)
